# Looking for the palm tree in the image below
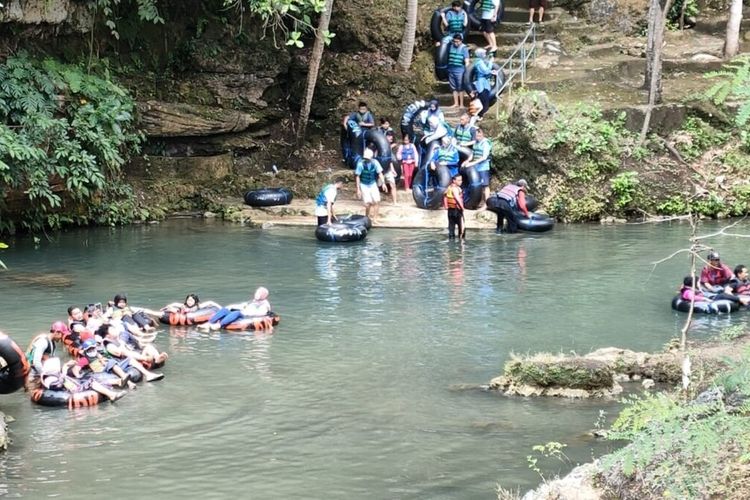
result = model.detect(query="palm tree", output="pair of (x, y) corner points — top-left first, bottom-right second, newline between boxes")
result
(296, 0), (335, 146)
(724, 0), (743, 59)
(397, 0), (419, 70)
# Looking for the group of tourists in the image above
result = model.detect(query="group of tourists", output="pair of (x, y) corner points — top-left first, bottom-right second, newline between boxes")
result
(678, 252), (750, 307)
(24, 288), (274, 407)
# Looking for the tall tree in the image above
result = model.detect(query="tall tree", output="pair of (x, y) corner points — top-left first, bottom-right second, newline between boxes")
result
(397, 0), (419, 70)
(640, 0), (673, 143)
(296, 0), (335, 145)
(724, 0), (743, 59)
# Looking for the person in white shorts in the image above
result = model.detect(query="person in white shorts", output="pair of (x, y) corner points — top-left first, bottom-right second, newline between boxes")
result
(355, 148), (385, 222)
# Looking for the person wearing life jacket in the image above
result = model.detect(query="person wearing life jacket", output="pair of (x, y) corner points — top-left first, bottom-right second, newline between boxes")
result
(454, 113), (477, 148)
(467, 90), (484, 125)
(447, 33), (470, 109)
(355, 148), (385, 222)
(315, 177), (346, 226)
(722, 265), (750, 306)
(679, 276), (711, 303)
(461, 127), (492, 208)
(443, 173), (466, 240)
(67, 338), (134, 389)
(25, 321), (69, 390)
(700, 251), (734, 293)
(494, 179), (530, 234)
(472, 48), (497, 118)
(342, 101), (375, 129)
(420, 100), (446, 137)
(431, 136), (461, 178)
(107, 293), (157, 333)
(96, 323), (166, 381)
(40, 357), (127, 403)
(396, 134), (419, 193)
(441, 0), (468, 40)
(479, 0), (501, 53)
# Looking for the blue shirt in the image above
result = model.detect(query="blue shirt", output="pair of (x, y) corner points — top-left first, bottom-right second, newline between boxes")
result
(473, 58), (493, 93)
(355, 159), (383, 186)
(472, 138), (491, 172)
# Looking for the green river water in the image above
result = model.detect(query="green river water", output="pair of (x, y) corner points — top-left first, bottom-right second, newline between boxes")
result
(0, 219), (746, 498)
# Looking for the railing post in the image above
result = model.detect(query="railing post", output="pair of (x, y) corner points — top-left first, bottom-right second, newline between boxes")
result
(521, 44), (526, 84)
(532, 25), (537, 63)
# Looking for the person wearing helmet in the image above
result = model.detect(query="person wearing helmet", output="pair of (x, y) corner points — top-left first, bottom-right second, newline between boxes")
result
(355, 147), (386, 222)
(700, 251), (733, 293)
(24, 321), (69, 390)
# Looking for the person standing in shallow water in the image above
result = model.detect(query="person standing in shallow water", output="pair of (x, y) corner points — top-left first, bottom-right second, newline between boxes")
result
(443, 173), (465, 240)
(355, 148), (385, 223)
(314, 177), (346, 226)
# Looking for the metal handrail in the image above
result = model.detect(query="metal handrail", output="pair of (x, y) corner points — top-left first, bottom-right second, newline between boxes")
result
(493, 23), (538, 119)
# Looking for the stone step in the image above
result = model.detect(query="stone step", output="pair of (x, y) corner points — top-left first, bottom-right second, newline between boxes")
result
(500, 7), (561, 24)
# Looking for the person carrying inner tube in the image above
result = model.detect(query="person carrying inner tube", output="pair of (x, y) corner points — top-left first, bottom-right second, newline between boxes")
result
(432, 136), (461, 178)
(441, 0), (468, 41)
(443, 173), (466, 240)
(199, 287), (273, 332)
(461, 127), (492, 208)
(700, 251), (734, 293)
(494, 179), (530, 234)
(421, 100), (446, 137)
(447, 33), (470, 109)
(472, 48), (497, 118)
(343, 101), (375, 130)
(315, 177), (346, 226)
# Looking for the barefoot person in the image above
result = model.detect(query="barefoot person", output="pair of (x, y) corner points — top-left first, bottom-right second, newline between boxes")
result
(355, 148), (385, 223)
(314, 177), (346, 226)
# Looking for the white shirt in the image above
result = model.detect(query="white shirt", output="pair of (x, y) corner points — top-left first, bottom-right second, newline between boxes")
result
(314, 185), (338, 217)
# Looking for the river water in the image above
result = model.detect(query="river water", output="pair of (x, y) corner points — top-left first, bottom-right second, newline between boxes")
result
(0, 219), (746, 498)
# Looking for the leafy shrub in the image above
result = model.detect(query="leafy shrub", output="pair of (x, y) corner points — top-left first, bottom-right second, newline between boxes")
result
(675, 116), (730, 161)
(0, 53), (145, 234)
(704, 55), (750, 152)
(610, 171), (641, 212)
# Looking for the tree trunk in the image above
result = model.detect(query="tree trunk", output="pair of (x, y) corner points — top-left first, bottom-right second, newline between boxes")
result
(640, 0), (672, 143)
(397, 0), (419, 70)
(724, 0), (743, 59)
(296, 0), (335, 147)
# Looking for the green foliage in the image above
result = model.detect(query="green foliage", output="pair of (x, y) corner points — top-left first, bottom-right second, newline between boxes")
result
(714, 348), (750, 396)
(667, 0), (699, 30)
(657, 195), (688, 215)
(89, 0), (165, 40)
(224, 0), (330, 48)
(0, 53), (145, 235)
(549, 106), (627, 180)
(527, 442), (570, 482)
(603, 392), (750, 497)
(610, 171), (641, 212)
(549, 191), (607, 222)
(692, 192), (726, 217)
(704, 55), (750, 151)
(676, 116), (730, 161)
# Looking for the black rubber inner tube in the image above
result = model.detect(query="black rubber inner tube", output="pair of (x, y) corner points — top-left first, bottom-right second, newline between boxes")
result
(400, 100), (428, 142)
(412, 165), (452, 210)
(337, 214), (373, 230)
(430, 7), (470, 42)
(0, 334), (28, 394)
(316, 223), (368, 242)
(244, 188), (294, 207)
(461, 166), (483, 209)
(434, 38), (451, 82)
(347, 128), (393, 170)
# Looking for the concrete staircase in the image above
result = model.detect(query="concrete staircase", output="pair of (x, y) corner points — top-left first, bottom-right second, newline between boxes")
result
(431, 0), (564, 125)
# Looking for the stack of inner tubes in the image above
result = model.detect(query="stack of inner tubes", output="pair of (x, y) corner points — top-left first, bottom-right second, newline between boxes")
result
(0, 332), (29, 394)
(340, 125), (393, 170)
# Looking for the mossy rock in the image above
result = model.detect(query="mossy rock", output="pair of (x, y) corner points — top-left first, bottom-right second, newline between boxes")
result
(503, 356), (615, 390)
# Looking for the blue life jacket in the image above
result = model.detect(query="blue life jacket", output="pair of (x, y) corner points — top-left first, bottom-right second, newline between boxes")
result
(315, 184), (336, 207)
(357, 160), (378, 185)
(445, 10), (465, 34)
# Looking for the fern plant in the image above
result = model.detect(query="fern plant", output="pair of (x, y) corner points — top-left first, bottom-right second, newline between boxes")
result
(704, 55), (750, 150)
